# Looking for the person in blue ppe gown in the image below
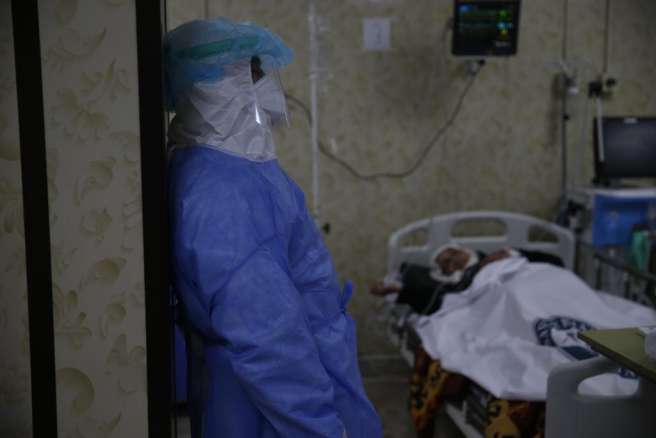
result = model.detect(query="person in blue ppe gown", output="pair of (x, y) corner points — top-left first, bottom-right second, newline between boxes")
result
(166, 18), (382, 438)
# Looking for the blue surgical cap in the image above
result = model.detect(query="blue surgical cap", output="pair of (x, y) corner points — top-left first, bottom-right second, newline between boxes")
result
(164, 18), (294, 110)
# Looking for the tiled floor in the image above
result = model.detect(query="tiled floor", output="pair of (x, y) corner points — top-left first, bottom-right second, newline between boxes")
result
(175, 376), (463, 438)
(364, 376), (463, 438)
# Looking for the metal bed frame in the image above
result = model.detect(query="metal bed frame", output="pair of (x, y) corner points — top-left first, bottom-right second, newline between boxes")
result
(590, 249), (656, 308)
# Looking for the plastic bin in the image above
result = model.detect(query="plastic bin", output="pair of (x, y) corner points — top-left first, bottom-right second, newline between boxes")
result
(591, 193), (656, 247)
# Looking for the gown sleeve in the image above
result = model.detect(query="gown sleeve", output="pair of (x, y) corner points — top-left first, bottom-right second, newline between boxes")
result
(213, 247), (345, 437)
(286, 199), (383, 438)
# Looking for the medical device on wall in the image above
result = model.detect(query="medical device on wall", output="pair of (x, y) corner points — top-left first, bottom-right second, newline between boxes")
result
(593, 117), (656, 185)
(452, 0), (521, 57)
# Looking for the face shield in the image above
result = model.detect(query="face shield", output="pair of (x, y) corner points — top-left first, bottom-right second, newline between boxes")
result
(253, 66), (289, 128)
(165, 18), (293, 113)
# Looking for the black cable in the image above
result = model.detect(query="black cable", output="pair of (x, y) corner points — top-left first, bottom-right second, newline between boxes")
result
(421, 283), (448, 315)
(285, 94), (312, 125)
(285, 71), (479, 181)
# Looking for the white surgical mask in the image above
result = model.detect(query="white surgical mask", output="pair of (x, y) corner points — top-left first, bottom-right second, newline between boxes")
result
(254, 73), (288, 126)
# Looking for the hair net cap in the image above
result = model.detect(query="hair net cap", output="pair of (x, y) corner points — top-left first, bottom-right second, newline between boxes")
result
(165, 18), (293, 109)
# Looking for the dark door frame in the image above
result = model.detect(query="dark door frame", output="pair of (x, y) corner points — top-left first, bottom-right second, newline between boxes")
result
(12, 0), (173, 436)
(135, 1), (173, 437)
(11, 0), (58, 435)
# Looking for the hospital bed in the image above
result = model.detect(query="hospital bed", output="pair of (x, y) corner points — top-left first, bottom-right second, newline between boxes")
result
(379, 211), (655, 438)
(383, 210), (574, 364)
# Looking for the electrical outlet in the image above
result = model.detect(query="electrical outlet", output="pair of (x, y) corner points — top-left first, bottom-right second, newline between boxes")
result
(363, 18), (391, 51)
(588, 74), (618, 99)
(600, 74), (617, 98)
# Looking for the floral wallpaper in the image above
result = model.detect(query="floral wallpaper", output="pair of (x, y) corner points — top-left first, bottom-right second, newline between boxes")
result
(0, 2), (33, 437)
(170, 0), (656, 357)
(38, 0), (148, 436)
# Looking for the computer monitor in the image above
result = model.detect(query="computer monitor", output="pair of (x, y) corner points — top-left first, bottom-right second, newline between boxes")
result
(452, 0), (521, 57)
(593, 117), (656, 184)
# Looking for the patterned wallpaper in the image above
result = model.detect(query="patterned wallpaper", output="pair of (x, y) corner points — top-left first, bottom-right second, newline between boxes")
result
(38, 0), (148, 436)
(0, 2), (33, 437)
(169, 0), (656, 357)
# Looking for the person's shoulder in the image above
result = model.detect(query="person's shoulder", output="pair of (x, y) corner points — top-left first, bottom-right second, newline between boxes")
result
(172, 147), (252, 190)
(275, 169), (309, 211)
(172, 146), (248, 174)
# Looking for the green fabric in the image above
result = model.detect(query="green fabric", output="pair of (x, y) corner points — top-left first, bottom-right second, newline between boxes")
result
(630, 230), (650, 271)
(176, 36), (259, 60)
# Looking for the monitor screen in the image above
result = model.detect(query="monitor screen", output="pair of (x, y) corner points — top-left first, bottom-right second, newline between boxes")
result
(452, 0), (521, 57)
(593, 117), (656, 182)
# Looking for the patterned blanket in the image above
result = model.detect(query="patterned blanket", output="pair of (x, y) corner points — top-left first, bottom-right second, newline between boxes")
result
(410, 347), (545, 438)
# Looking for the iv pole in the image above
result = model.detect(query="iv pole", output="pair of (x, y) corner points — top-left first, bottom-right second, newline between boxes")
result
(555, 0), (572, 225)
(308, 0), (321, 223)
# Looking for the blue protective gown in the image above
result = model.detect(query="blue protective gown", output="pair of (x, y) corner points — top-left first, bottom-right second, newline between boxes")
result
(169, 145), (382, 438)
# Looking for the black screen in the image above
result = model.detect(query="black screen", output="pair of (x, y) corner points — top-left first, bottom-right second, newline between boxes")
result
(594, 117), (656, 182)
(452, 1), (520, 57)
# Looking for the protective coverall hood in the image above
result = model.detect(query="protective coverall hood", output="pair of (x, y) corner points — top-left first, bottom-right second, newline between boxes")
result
(168, 59), (277, 161)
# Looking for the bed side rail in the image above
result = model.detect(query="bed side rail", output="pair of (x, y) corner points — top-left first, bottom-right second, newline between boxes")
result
(387, 211), (575, 275)
(592, 251), (656, 308)
(387, 218), (432, 275)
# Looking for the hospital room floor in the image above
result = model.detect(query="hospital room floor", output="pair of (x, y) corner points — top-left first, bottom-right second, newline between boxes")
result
(175, 364), (464, 438)
(363, 376), (464, 438)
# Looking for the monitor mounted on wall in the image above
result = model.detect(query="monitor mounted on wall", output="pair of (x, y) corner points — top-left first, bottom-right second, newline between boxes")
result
(452, 0), (521, 57)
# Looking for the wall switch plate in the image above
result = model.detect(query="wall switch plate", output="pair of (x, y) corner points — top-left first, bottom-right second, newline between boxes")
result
(363, 18), (391, 51)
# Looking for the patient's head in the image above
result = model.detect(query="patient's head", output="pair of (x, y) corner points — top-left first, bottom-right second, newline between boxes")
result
(430, 245), (479, 284)
(434, 247), (472, 275)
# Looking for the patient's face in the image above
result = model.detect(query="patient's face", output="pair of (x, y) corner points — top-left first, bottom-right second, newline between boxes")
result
(435, 248), (471, 275)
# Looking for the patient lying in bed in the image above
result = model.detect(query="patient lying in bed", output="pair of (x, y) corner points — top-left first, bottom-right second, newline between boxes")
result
(415, 256), (656, 400)
(370, 245), (563, 314)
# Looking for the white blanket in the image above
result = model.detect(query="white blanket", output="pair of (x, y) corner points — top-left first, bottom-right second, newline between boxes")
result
(414, 257), (656, 401)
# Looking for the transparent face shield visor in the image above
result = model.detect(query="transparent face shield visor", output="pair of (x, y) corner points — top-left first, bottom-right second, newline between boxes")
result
(172, 36), (290, 128)
(252, 63), (290, 128)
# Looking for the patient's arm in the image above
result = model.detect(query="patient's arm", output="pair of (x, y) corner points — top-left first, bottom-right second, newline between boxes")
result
(369, 280), (403, 296)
